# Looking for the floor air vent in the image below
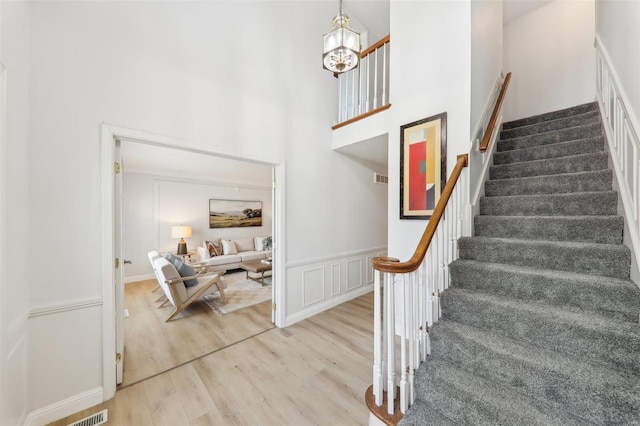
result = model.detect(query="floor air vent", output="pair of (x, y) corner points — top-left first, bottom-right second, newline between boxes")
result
(66, 409), (107, 426)
(374, 173), (388, 184)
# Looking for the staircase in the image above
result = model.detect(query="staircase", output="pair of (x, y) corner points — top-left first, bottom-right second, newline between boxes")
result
(399, 102), (640, 425)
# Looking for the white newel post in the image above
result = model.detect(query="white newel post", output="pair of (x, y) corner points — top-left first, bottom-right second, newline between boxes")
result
(373, 269), (383, 406)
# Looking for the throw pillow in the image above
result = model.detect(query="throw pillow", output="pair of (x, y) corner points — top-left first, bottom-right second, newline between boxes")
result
(165, 252), (182, 268)
(262, 236), (273, 251)
(221, 239), (238, 255)
(254, 236), (265, 251)
(234, 237), (254, 252)
(204, 240), (217, 257)
(175, 261), (198, 287)
(211, 239), (223, 256)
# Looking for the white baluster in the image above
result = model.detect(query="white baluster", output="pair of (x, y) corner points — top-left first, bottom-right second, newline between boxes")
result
(386, 272), (395, 415)
(382, 272), (388, 393)
(373, 270), (383, 406)
(382, 42), (387, 106)
(373, 48), (379, 109)
(338, 74), (344, 122)
(410, 270), (418, 405)
(420, 259), (428, 361)
(400, 274), (408, 413)
(350, 70), (357, 120)
(357, 66), (362, 116)
(365, 55), (370, 113)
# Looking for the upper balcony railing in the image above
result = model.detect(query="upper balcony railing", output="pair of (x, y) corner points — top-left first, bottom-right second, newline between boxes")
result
(333, 35), (391, 130)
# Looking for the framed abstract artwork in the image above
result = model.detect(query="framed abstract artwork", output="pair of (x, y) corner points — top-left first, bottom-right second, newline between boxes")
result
(400, 112), (447, 220)
(209, 199), (262, 228)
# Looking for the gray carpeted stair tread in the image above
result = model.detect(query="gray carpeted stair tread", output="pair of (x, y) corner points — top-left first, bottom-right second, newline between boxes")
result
(397, 398), (456, 426)
(500, 110), (600, 140)
(480, 191), (618, 216)
(458, 236), (630, 278)
(484, 170), (613, 196)
(474, 215), (623, 244)
(440, 288), (640, 374)
(402, 102), (639, 424)
(493, 136), (605, 165)
(490, 151), (608, 180)
(502, 102), (598, 130)
(498, 122), (603, 152)
(449, 260), (640, 322)
(427, 320), (640, 424)
(412, 359), (591, 426)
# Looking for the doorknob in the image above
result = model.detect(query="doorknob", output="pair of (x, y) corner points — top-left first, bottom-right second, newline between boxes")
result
(124, 259), (132, 264)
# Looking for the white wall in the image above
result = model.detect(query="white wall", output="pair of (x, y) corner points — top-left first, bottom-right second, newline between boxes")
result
(596, 0), (640, 123)
(471, 0), (503, 139)
(124, 172), (272, 281)
(24, 1), (387, 416)
(0, 2), (30, 425)
(503, 0), (596, 122)
(387, 0), (471, 261)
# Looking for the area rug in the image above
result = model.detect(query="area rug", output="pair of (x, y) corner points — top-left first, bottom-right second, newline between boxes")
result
(202, 271), (272, 315)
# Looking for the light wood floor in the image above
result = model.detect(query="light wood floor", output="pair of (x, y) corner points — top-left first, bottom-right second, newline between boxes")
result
(121, 277), (274, 387)
(49, 293), (374, 426)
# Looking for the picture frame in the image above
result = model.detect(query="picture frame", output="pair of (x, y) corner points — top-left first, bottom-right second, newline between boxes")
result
(400, 112), (447, 220)
(209, 199), (263, 228)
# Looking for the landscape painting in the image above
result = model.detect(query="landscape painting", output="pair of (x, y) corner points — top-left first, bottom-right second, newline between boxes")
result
(209, 199), (262, 228)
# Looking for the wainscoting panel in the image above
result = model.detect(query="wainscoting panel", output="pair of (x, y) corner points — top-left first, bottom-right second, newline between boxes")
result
(27, 303), (104, 425)
(302, 268), (325, 307)
(366, 256), (375, 285)
(331, 263), (341, 297)
(5, 322), (27, 426)
(346, 259), (363, 290)
(285, 247), (386, 326)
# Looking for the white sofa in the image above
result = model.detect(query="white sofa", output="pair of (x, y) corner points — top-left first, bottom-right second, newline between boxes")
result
(195, 237), (272, 271)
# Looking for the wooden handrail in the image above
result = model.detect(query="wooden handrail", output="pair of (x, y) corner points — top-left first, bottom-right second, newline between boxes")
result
(373, 154), (469, 274)
(333, 35), (390, 78)
(479, 72), (512, 152)
(332, 103), (392, 130)
(361, 34), (390, 59)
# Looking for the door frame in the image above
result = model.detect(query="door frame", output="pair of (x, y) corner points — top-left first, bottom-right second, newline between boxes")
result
(100, 123), (286, 400)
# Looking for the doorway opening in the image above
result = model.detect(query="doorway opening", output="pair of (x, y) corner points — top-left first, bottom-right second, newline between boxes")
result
(101, 124), (286, 399)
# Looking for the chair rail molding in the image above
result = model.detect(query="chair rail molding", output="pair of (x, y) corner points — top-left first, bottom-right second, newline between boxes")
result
(29, 297), (103, 318)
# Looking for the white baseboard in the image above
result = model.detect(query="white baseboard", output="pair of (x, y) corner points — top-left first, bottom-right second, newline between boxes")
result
(285, 283), (373, 327)
(124, 273), (155, 284)
(24, 387), (104, 426)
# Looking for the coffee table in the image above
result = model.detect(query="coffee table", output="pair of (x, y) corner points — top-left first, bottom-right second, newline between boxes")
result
(239, 259), (272, 286)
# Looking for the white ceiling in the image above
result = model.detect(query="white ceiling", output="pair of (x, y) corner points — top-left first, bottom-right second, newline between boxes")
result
(121, 142), (272, 186)
(336, 134), (388, 173)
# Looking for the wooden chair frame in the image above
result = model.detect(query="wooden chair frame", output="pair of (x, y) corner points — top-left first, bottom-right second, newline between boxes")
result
(160, 269), (227, 322)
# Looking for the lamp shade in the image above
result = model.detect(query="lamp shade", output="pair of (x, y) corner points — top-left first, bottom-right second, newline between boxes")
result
(171, 225), (192, 239)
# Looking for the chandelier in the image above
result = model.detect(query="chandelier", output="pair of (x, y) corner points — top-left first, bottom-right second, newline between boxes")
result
(322, 0), (361, 73)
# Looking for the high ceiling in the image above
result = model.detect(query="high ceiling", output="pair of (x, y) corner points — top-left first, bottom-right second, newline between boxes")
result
(121, 1), (554, 181)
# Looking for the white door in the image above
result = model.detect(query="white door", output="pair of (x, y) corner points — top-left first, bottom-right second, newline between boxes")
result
(271, 169), (276, 323)
(114, 139), (125, 384)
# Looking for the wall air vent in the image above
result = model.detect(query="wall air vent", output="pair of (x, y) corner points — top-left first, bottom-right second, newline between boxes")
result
(374, 173), (388, 184)
(66, 409), (108, 426)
